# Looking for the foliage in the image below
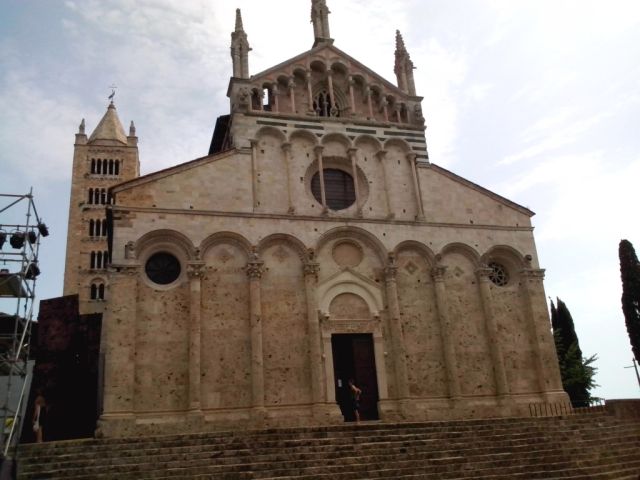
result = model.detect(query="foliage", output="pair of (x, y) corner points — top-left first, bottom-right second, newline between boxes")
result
(550, 298), (598, 407)
(618, 239), (640, 364)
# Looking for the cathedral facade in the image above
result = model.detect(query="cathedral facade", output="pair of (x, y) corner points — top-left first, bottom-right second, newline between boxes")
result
(65, 1), (567, 437)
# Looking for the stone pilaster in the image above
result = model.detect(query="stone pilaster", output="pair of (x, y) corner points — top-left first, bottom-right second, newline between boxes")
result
(347, 148), (362, 216)
(407, 153), (425, 221)
(246, 253), (266, 420)
(520, 268), (564, 394)
(102, 265), (139, 416)
(376, 150), (394, 219)
(187, 263), (204, 412)
(314, 146), (328, 212)
(249, 139), (259, 211)
(431, 266), (461, 399)
(475, 267), (510, 398)
(384, 255), (410, 403)
(303, 260), (325, 412)
(282, 142), (295, 214)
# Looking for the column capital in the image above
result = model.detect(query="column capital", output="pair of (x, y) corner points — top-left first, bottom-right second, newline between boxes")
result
(406, 152), (418, 163)
(384, 252), (398, 281)
(475, 266), (494, 280)
(314, 145), (325, 156)
(249, 138), (259, 148)
(282, 142), (292, 153)
(110, 264), (140, 277)
(288, 79), (296, 90)
(347, 147), (358, 157)
(304, 262), (320, 279)
(375, 150), (388, 160)
(246, 250), (265, 279)
(431, 265), (447, 282)
(521, 268), (546, 279)
(187, 263), (206, 279)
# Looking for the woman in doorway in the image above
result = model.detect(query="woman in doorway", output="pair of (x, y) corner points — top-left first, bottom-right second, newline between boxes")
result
(33, 390), (47, 443)
(348, 379), (362, 423)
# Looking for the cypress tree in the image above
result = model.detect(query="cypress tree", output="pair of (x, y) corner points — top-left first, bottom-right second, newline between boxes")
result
(619, 239), (640, 363)
(550, 297), (596, 407)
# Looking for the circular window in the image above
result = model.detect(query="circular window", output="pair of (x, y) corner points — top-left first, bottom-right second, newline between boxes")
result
(311, 168), (356, 210)
(488, 262), (509, 286)
(145, 252), (181, 285)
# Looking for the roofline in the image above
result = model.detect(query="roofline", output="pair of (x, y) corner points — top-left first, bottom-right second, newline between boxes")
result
(110, 148), (237, 194)
(425, 163), (535, 217)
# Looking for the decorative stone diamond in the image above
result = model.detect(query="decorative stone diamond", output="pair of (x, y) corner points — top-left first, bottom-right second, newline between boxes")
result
(273, 245), (290, 262)
(217, 248), (232, 264)
(404, 261), (418, 275)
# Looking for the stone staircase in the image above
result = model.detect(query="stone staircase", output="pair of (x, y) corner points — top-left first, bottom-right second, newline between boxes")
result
(17, 413), (640, 479)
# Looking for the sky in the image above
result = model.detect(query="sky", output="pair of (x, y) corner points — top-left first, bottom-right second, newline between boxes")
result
(1, 0), (639, 400)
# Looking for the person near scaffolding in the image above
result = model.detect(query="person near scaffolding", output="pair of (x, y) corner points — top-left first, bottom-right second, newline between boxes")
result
(32, 390), (47, 443)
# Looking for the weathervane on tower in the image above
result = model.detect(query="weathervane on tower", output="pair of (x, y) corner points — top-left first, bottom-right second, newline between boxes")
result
(108, 84), (117, 104)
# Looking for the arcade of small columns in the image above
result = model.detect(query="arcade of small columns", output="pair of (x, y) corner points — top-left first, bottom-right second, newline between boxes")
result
(248, 139), (425, 221)
(103, 246), (555, 420)
(245, 65), (417, 124)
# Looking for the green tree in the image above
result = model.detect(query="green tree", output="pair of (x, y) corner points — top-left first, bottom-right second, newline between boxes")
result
(550, 298), (598, 407)
(619, 239), (640, 364)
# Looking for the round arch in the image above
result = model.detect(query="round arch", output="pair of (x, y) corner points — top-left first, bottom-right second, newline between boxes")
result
(394, 240), (437, 266)
(199, 231), (252, 260)
(317, 226), (387, 266)
(257, 233), (309, 263)
(135, 229), (196, 261)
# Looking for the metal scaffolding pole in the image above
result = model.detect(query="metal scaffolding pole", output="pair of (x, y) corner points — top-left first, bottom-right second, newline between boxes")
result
(0, 190), (48, 461)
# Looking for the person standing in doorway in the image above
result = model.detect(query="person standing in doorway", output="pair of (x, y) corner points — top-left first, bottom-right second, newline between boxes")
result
(33, 390), (47, 443)
(348, 378), (362, 423)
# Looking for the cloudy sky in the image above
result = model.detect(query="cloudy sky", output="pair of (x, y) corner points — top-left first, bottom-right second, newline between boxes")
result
(1, 0), (639, 400)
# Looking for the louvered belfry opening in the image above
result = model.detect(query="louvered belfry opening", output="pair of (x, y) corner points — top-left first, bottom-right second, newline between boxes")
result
(311, 168), (355, 210)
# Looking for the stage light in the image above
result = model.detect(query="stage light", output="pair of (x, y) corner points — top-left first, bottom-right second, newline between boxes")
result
(10, 232), (25, 249)
(27, 231), (37, 244)
(24, 262), (40, 280)
(0, 231), (6, 249)
(37, 223), (49, 237)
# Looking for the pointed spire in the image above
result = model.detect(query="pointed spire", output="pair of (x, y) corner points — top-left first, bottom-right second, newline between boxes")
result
(231, 8), (251, 78)
(129, 120), (136, 137)
(394, 30), (416, 96)
(235, 8), (244, 31)
(79, 118), (85, 135)
(88, 102), (128, 144)
(311, 0), (332, 47)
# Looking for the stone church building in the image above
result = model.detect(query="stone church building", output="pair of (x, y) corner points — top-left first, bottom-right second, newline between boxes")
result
(64, 1), (567, 437)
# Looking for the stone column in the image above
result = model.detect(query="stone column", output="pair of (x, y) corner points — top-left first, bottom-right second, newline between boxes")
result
(384, 255), (410, 403)
(365, 86), (374, 118)
(102, 265), (139, 417)
(520, 268), (564, 393)
(347, 147), (362, 216)
(376, 150), (394, 219)
(304, 260), (325, 411)
(381, 98), (389, 122)
(272, 85), (279, 113)
(348, 75), (356, 116)
(306, 71), (315, 115)
(431, 266), (461, 399)
(288, 79), (296, 113)
(187, 263), (205, 412)
(282, 142), (295, 214)
(246, 254), (266, 418)
(327, 71), (335, 115)
(249, 139), (259, 211)
(475, 267), (510, 398)
(407, 153), (425, 221)
(314, 145), (328, 212)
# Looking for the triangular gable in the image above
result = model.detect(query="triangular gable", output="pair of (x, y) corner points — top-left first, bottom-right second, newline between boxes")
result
(250, 43), (417, 100)
(425, 163), (535, 217)
(110, 148), (237, 194)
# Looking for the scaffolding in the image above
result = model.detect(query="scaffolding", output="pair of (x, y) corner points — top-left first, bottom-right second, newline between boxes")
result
(0, 190), (47, 458)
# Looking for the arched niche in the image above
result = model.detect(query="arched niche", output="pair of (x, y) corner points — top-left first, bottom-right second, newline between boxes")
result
(317, 269), (383, 317)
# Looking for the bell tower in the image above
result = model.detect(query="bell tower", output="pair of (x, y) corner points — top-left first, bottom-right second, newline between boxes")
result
(63, 100), (139, 314)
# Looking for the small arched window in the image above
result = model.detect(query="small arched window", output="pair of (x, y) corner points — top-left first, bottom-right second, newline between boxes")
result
(89, 219), (95, 236)
(94, 189), (100, 205)
(115, 160), (120, 176)
(91, 159), (96, 174)
(90, 251), (96, 269)
(88, 188), (94, 204)
(314, 90), (340, 117)
(90, 283), (97, 299)
(96, 251), (103, 269)
(98, 283), (105, 299)
(102, 219), (108, 237)
(108, 159), (114, 175)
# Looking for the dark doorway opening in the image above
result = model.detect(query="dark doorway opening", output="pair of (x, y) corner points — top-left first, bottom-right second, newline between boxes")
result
(331, 333), (379, 422)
